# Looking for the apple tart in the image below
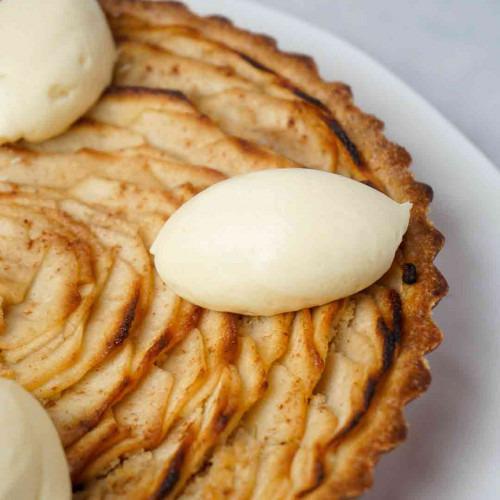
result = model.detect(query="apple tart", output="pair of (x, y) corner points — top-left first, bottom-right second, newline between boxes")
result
(0, 1), (447, 498)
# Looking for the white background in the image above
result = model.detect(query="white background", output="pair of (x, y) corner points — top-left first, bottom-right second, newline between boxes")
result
(183, 1), (500, 499)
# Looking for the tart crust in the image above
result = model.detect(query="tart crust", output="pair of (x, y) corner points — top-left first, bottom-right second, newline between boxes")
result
(0, 1), (448, 498)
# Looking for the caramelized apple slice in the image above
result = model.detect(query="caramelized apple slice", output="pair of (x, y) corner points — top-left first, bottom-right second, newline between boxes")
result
(88, 87), (295, 175)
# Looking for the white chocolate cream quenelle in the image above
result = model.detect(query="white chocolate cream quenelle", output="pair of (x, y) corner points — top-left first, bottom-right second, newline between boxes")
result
(152, 168), (411, 316)
(0, 378), (71, 500)
(0, 0), (115, 145)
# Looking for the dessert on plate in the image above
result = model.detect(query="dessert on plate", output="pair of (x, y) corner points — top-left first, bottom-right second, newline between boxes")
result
(0, 1), (447, 498)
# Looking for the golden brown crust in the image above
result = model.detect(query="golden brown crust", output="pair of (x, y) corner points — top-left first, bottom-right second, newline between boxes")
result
(99, 1), (448, 497)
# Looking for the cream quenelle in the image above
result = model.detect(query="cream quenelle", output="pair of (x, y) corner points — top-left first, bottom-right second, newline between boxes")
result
(0, 378), (71, 500)
(151, 168), (411, 316)
(0, 0), (115, 144)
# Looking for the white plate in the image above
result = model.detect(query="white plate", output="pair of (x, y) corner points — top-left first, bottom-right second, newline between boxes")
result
(184, 1), (500, 498)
